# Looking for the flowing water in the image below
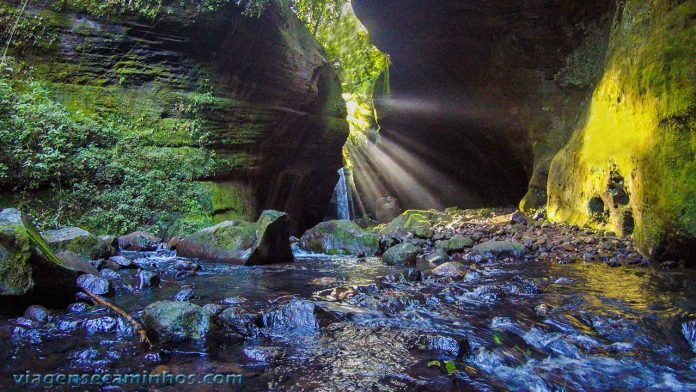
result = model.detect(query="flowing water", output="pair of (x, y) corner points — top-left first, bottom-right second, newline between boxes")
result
(1, 248), (696, 391)
(331, 168), (351, 220)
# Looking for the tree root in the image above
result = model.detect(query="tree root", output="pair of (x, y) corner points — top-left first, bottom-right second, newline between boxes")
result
(81, 288), (153, 348)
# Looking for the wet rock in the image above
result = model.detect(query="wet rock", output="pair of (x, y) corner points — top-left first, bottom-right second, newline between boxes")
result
(435, 235), (474, 252)
(261, 298), (319, 335)
(118, 231), (161, 251)
(220, 297), (246, 306)
(77, 274), (114, 296)
(202, 304), (225, 315)
(23, 305), (49, 324)
(218, 307), (259, 337)
(109, 256), (135, 269)
(414, 334), (468, 358)
(99, 269), (121, 281)
(83, 316), (118, 334)
(136, 271), (160, 290)
(242, 346), (284, 364)
(56, 251), (100, 275)
(41, 227), (113, 260)
(173, 259), (200, 272)
(535, 303), (553, 317)
(431, 262), (467, 279)
(314, 301), (383, 325)
(299, 220), (380, 256)
(471, 240), (526, 259)
(142, 301), (212, 344)
(383, 242), (420, 265)
(424, 249), (449, 264)
(682, 320), (696, 353)
(380, 209), (453, 240)
(178, 210), (294, 264)
(174, 288), (195, 302)
(375, 196), (402, 224)
(0, 208), (79, 311)
(68, 302), (89, 313)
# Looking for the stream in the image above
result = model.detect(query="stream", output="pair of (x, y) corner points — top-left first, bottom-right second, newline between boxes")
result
(1, 247), (696, 391)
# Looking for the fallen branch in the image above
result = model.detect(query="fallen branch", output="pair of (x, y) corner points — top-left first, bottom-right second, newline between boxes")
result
(81, 288), (152, 349)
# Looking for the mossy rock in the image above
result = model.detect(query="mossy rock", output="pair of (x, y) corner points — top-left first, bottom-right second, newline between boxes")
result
(0, 209), (78, 312)
(380, 210), (453, 240)
(177, 210), (293, 264)
(41, 227), (113, 260)
(142, 301), (212, 344)
(299, 220), (380, 256)
(382, 242), (420, 266)
(471, 240), (526, 259)
(435, 235), (474, 253)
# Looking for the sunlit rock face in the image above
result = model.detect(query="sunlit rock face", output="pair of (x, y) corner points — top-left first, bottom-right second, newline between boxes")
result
(548, 0), (696, 262)
(9, 2), (347, 234)
(352, 0), (613, 211)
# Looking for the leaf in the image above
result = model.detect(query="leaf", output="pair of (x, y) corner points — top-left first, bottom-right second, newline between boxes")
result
(444, 361), (457, 376)
(427, 360), (441, 368)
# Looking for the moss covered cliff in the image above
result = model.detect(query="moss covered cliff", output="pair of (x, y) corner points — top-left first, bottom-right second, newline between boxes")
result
(0, 0), (348, 236)
(548, 0), (696, 261)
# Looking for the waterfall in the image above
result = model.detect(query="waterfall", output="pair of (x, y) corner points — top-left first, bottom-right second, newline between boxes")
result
(332, 167), (351, 220)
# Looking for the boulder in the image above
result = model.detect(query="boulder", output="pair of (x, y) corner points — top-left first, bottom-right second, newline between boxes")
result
(299, 220), (380, 256)
(41, 227), (113, 261)
(118, 231), (161, 251)
(142, 301), (212, 344)
(261, 298), (319, 336)
(108, 256), (135, 269)
(0, 209), (79, 311)
(383, 242), (420, 266)
(56, 251), (99, 275)
(24, 305), (50, 324)
(435, 235), (474, 253)
(424, 249), (449, 264)
(177, 210), (293, 264)
(431, 262), (467, 279)
(77, 274), (114, 297)
(471, 240), (527, 259)
(380, 209), (453, 240)
(375, 196), (402, 224)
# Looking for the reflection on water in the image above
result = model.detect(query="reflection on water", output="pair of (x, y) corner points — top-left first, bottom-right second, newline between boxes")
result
(1, 249), (695, 391)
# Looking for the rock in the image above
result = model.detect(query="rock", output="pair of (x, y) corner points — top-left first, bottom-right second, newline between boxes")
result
(41, 227), (113, 260)
(83, 316), (118, 334)
(56, 251), (99, 275)
(167, 237), (183, 250)
(67, 302), (89, 313)
(431, 262), (467, 279)
(383, 242), (420, 265)
(142, 301), (212, 344)
(218, 307), (259, 337)
(299, 220), (380, 256)
(261, 299), (319, 335)
(424, 249), (449, 264)
(108, 256), (135, 269)
(118, 231), (161, 251)
(24, 305), (49, 324)
(414, 334), (468, 358)
(136, 271), (160, 290)
(681, 320), (696, 353)
(99, 269), (121, 281)
(380, 210), (453, 240)
(173, 259), (200, 272)
(375, 196), (402, 224)
(202, 304), (225, 315)
(246, 210), (294, 265)
(471, 240), (526, 259)
(0, 209), (79, 311)
(174, 288), (195, 302)
(76, 274), (114, 297)
(435, 235), (474, 252)
(511, 211), (528, 225)
(177, 210), (294, 264)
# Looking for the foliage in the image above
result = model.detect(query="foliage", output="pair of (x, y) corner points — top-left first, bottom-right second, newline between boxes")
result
(0, 62), (215, 235)
(291, 0), (388, 166)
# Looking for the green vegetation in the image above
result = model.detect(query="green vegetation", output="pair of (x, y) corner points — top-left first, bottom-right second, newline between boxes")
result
(291, 0), (389, 166)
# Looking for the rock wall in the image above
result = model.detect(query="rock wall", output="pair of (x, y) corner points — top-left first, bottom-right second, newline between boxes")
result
(547, 0), (696, 261)
(1, 0), (348, 234)
(353, 0), (696, 262)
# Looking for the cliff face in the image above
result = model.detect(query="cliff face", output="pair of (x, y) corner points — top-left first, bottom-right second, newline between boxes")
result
(1, 0), (348, 234)
(353, 0), (696, 262)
